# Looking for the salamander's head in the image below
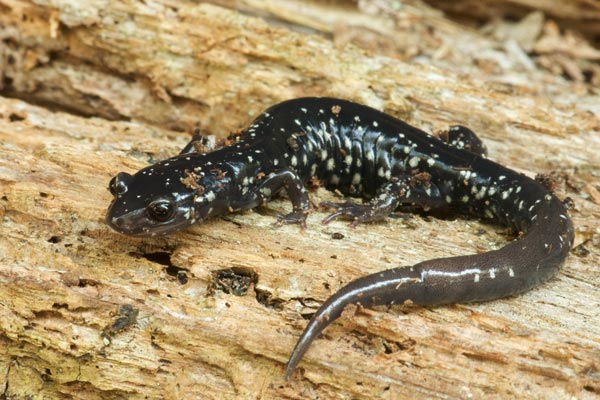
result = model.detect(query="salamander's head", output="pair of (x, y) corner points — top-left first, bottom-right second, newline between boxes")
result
(106, 157), (232, 237)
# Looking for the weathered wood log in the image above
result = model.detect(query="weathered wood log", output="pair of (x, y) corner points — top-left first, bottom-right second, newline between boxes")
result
(423, 0), (600, 45)
(1, 1), (599, 399)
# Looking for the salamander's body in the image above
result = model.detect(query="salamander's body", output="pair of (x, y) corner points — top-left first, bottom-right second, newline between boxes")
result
(106, 97), (574, 380)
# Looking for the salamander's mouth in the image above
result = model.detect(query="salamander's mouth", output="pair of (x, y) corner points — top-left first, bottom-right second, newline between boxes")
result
(105, 207), (195, 237)
(106, 209), (151, 236)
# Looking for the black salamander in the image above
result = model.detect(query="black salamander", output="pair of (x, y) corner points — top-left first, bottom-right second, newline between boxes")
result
(106, 97), (574, 380)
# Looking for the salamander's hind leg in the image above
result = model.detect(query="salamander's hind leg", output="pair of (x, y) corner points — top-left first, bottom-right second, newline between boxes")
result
(256, 169), (311, 228)
(439, 125), (487, 157)
(321, 175), (445, 227)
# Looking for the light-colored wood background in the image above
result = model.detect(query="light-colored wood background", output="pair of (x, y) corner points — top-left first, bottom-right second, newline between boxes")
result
(1, 1), (599, 399)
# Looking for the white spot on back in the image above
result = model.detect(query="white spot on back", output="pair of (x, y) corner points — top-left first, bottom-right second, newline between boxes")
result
(476, 186), (487, 200)
(344, 137), (352, 149)
(326, 158), (335, 171)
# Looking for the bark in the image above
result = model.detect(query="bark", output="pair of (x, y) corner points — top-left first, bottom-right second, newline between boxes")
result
(0, 1), (599, 399)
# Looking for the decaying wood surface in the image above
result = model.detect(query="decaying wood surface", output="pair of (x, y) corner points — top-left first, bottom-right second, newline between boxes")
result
(1, 1), (599, 399)
(424, 0), (600, 43)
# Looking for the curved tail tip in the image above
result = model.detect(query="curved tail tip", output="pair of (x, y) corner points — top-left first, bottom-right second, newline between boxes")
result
(283, 358), (299, 381)
(284, 368), (293, 381)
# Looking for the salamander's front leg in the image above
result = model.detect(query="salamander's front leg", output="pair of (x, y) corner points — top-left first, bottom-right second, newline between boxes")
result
(258, 169), (311, 228)
(321, 174), (445, 226)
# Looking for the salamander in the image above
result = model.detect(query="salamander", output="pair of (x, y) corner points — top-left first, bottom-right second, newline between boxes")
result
(106, 97), (574, 380)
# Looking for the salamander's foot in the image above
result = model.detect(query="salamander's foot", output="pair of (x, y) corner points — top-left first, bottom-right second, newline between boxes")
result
(276, 209), (308, 229)
(320, 200), (392, 227)
(320, 177), (447, 227)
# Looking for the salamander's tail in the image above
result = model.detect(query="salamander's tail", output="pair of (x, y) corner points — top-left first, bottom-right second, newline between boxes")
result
(284, 195), (573, 380)
(284, 265), (421, 380)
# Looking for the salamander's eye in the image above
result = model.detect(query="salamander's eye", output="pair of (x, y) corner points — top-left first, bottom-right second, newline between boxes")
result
(147, 198), (175, 222)
(109, 173), (132, 196)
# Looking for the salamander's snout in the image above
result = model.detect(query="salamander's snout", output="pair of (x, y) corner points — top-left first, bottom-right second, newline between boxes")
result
(106, 171), (143, 235)
(108, 172), (133, 197)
